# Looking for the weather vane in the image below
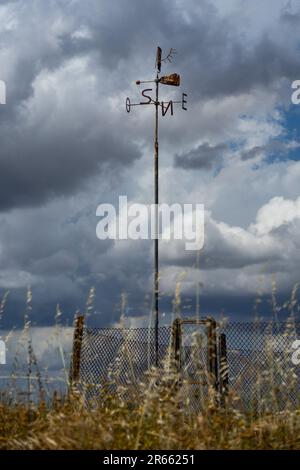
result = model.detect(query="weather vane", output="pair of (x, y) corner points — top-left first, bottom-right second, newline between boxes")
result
(126, 46), (188, 366)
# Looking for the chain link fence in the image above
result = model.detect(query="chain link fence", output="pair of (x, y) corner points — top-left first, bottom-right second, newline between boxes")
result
(71, 317), (300, 409)
(219, 320), (300, 409)
(78, 326), (172, 401)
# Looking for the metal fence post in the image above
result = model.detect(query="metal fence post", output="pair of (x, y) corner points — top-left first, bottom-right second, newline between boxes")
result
(207, 318), (218, 391)
(69, 314), (85, 388)
(218, 333), (229, 404)
(172, 318), (182, 372)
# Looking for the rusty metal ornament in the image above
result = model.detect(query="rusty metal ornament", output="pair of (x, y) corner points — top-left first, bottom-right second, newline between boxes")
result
(156, 46), (162, 72)
(126, 53), (187, 117)
(159, 73), (181, 86)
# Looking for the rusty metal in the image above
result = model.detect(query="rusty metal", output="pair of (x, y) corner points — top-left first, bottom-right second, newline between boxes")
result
(206, 318), (218, 391)
(136, 80), (156, 85)
(126, 46), (188, 366)
(161, 47), (177, 64)
(172, 317), (218, 388)
(154, 72), (159, 366)
(179, 317), (218, 388)
(160, 73), (180, 86)
(69, 314), (85, 386)
(156, 46), (162, 72)
(218, 333), (229, 403)
(172, 318), (182, 372)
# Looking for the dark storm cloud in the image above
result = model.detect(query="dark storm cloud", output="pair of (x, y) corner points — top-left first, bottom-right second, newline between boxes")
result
(241, 145), (267, 161)
(189, 35), (300, 99)
(0, 0), (170, 211)
(0, 122), (140, 210)
(1, 0), (300, 327)
(78, 0), (300, 99)
(174, 142), (227, 169)
(84, 0), (169, 69)
(240, 141), (299, 161)
(280, 6), (300, 25)
(1, 0), (300, 211)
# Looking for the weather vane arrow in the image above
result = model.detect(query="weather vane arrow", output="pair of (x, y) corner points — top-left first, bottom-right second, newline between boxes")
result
(126, 46), (188, 366)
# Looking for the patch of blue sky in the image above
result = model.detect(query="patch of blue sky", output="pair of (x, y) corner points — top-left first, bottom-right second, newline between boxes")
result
(260, 105), (300, 164)
(275, 104), (300, 138)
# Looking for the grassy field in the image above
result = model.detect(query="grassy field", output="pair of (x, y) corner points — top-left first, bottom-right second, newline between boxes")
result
(1, 372), (300, 450)
(1, 288), (300, 450)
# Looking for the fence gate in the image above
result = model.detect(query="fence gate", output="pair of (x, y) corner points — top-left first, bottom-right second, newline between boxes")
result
(69, 315), (228, 405)
(171, 317), (229, 406)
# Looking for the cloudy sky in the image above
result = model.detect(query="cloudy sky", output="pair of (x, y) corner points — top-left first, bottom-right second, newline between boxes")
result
(1, 0), (300, 327)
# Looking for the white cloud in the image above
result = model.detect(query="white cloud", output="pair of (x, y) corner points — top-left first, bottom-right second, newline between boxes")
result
(251, 196), (300, 236)
(1, 0), (300, 323)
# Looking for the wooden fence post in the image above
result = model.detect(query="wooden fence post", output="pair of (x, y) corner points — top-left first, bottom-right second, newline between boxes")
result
(69, 314), (85, 388)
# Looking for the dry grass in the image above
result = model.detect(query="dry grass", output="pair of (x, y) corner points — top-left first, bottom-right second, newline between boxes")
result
(1, 380), (300, 450)
(1, 286), (300, 450)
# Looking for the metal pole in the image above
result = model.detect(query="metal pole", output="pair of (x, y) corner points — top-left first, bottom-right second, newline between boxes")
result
(69, 314), (85, 388)
(154, 73), (159, 366)
(126, 47), (185, 367)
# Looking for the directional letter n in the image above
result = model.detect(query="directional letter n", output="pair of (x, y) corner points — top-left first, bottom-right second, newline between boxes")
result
(161, 100), (173, 116)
